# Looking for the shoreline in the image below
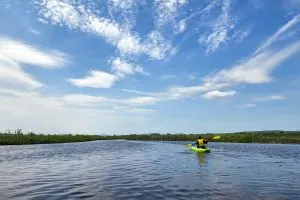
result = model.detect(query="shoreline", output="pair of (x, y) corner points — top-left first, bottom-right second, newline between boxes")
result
(1, 131), (299, 145)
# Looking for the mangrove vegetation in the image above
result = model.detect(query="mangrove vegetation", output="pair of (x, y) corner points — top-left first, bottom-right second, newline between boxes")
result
(1, 129), (299, 145)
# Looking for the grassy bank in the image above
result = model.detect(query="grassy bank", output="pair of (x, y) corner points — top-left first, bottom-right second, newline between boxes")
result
(104, 131), (300, 144)
(0, 129), (102, 145)
(1, 130), (299, 145)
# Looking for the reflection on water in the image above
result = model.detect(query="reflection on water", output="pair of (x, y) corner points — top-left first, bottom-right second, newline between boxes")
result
(196, 153), (207, 166)
(0, 141), (299, 200)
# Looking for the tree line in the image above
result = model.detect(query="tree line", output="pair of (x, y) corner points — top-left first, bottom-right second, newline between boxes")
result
(1, 129), (299, 145)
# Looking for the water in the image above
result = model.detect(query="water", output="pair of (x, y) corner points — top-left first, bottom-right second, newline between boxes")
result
(0, 141), (299, 200)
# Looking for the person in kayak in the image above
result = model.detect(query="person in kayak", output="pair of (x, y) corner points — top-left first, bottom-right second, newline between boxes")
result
(195, 136), (208, 149)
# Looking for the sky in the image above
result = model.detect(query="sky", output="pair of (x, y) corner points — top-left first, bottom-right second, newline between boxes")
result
(0, 0), (300, 135)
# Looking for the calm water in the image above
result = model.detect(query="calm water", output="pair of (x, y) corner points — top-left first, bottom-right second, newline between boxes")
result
(0, 141), (299, 200)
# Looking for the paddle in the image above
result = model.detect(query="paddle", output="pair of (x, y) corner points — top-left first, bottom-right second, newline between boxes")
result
(212, 135), (220, 140)
(185, 143), (193, 148)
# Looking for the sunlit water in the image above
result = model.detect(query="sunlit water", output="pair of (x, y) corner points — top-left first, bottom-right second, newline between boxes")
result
(0, 140), (299, 200)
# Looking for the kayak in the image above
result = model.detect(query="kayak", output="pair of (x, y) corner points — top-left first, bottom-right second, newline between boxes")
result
(190, 147), (210, 153)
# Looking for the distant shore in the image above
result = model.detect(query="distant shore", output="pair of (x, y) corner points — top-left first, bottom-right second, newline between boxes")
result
(1, 130), (299, 145)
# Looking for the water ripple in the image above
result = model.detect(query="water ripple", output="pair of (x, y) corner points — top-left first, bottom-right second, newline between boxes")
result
(0, 141), (299, 199)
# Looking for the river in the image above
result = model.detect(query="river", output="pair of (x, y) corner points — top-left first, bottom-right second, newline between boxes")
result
(0, 140), (299, 199)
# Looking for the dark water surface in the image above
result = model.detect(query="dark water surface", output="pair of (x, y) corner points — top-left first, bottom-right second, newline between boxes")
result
(0, 141), (299, 200)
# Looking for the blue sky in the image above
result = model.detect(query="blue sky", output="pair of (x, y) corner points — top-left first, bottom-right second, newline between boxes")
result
(0, 0), (300, 134)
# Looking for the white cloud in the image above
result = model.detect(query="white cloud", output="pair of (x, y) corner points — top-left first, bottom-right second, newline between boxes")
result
(159, 74), (177, 80)
(0, 37), (69, 90)
(124, 108), (157, 113)
(154, 0), (187, 28)
(68, 70), (119, 88)
(122, 15), (300, 103)
(34, 0), (143, 56)
(33, 0), (174, 61)
(0, 37), (69, 68)
(0, 55), (43, 89)
(0, 90), (133, 134)
(111, 57), (134, 76)
(64, 93), (160, 107)
(233, 27), (252, 43)
(187, 74), (196, 80)
(254, 95), (286, 102)
(283, 1), (300, 18)
(201, 14), (300, 92)
(202, 90), (236, 99)
(109, 0), (135, 11)
(167, 82), (230, 99)
(204, 41), (300, 85)
(122, 89), (156, 96)
(107, 0), (137, 27)
(134, 65), (150, 76)
(33, 0), (177, 85)
(123, 82), (233, 101)
(199, 0), (238, 54)
(63, 94), (109, 105)
(126, 96), (160, 105)
(110, 57), (149, 77)
(177, 20), (186, 33)
(28, 28), (41, 35)
(255, 14), (300, 55)
(143, 31), (172, 60)
(237, 104), (257, 108)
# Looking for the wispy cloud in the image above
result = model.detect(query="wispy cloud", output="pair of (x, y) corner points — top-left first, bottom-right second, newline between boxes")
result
(62, 93), (160, 112)
(159, 74), (177, 80)
(0, 37), (69, 68)
(283, 1), (300, 16)
(121, 89), (157, 96)
(187, 73), (196, 80)
(127, 96), (160, 106)
(166, 82), (230, 99)
(0, 56), (43, 89)
(254, 14), (300, 55)
(237, 104), (257, 109)
(122, 82), (232, 102)
(0, 0), (10, 9)
(122, 15), (300, 102)
(154, 0), (187, 30)
(107, 0), (137, 25)
(198, 0), (238, 54)
(33, 0), (174, 88)
(33, 0), (174, 60)
(254, 95), (286, 102)
(202, 90), (236, 99)
(204, 41), (300, 85)
(110, 57), (148, 77)
(143, 31), (173, 60)
(249, 0), (264, 10)
(68, 70), (119, 89)
(111, 57), (134, 77)
(0, 89), (150, 134)
(0, 37), (69, 89)
(233, 27), (252, 43)
(28, 28), (41, 35)
(196, 0), (252, 54)
(203, 15), (300, 90)
(124, 108), (157, 113)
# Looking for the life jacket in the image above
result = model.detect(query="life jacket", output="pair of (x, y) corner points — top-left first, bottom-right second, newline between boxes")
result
(197, 139), (205, 146)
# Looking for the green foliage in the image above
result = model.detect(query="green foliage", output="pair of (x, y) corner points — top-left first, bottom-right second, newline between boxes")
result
(0, 130), (102, 145)
(99, 131), (300, 144)
(0, 130), (299, 145)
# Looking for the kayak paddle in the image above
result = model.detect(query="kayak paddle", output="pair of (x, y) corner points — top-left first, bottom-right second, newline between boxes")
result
(212, 135), (221, 140)
(185, 144), (193, 148)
